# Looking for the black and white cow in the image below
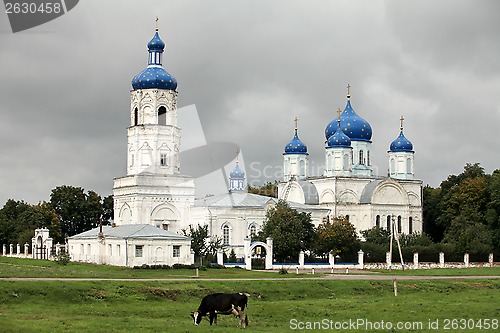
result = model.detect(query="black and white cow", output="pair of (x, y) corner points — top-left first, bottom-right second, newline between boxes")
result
(190, 292), (249, 328)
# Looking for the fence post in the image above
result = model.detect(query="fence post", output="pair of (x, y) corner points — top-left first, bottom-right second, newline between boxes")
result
(299, 251), (305, 269)
(9, 244), (13, 256)
(489, 253), (494, 266)
(439, 252), (445, 268)
(413, 252), (419, 269)
(464, 253), (469, 268)
(357, 250), (364, 269)
(386, 251), (391, 270)
(216, 250), (224, 266)
(24, 243), (29, 256)
(2, 244), (5, 255)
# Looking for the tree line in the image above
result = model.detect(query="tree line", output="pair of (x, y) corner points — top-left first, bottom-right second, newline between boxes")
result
(0, 185), (113, 245)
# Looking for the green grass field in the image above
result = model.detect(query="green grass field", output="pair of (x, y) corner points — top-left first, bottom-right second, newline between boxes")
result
(1, 258), (499, 332)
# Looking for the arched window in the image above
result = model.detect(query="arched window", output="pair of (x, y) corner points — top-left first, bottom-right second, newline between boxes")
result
(343, 154), (349, 171)
(409, 217), (413, 234)
(367, 150), (371, 166)
(299, 159), (306, 177)
(376, 215), (380, 228)
(223, 225), (230, 245)
(345, 215), (350, 222)
(390, 158), (395, 175)
(407, 158), (412, 174)
(397, 216), (402, 234)
(134, 108), (138, 126)
(158, 106), (167, 125)
(387, 215), (391, 231)
(359, 150), (364, 165)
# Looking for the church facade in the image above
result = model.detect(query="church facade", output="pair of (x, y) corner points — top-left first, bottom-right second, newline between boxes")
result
(111, 26), (422, 262)
(278, 89), (423, 236)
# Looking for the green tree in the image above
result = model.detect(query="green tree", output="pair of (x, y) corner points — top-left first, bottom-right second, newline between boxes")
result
(49, 186), (103, 238)
(314, 216), (359, 258)
(182, 224), (208, 265)
(257, 200), (315, 262)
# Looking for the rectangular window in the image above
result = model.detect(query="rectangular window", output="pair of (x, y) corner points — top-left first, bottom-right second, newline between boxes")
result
(160, 153), (167, 166)
(117, 244), (121, 256)
(135, 245), (143, 257)
(173, 246), (180, 258)
(108, 244), (112, 256)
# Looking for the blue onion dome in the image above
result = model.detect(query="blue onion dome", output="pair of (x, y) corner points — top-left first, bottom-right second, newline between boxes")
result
(147, 31), (165, 52)
(230, 164), (245, 179)
(284, 129), (308, 155)
(131, 29), (177, 91)
(327, 122), (351, 148)
(390, 131), (414, 152)
(325, 98), (372, 142)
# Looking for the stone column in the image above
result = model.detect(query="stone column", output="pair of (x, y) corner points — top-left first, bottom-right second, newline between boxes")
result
(265, 237), (273, 270)
(439, 252), (445, 268)
(386, 251), (391, 269)
(2, 244), (5, 255)
(357, 250), (364, 270)
(9, 244), (13, 256)
(16, 244), (20, 254)
(413, 252), (419, 269)
(24, 243), (29, 256)
(298, 251), (305, 269)
(489, 253), (494, 266)
(244, 237), (251, 270)
(464, 253), (470, 268)
(217, 249), (224, 266)
(329, 252), (335, 268)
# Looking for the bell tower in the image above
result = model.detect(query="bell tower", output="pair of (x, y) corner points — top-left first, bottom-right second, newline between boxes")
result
(113, 20), (195, 232)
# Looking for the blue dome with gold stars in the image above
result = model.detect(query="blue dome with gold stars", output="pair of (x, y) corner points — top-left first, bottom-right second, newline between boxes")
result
(284, 130), (308, 155)
(230, 164), (245, 179)
(389, 131), (414, 152)
(327, 124), (351, 148)
(147, 31), (165, 52)
(131, 30), (177, 91)
(325, 99), (372, 142)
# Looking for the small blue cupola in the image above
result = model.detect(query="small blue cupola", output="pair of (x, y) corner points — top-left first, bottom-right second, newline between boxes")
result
(327, 108), (351, 148)
(229, 154), (246, 192)
(389, 116), (414, 152)
(284, 117), (308, 155)
(131, 19), (177, 91)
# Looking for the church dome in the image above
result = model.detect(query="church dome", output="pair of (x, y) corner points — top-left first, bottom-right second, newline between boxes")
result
(131, 30), (177, 91)
(284, 130), (308, 155)
(389, 131), (414, 152)
(230, 164), (245, 179)
(147, 31), (165, 52)
(131, 67), (177, 90)
(325, 98), (372, 142)
(327, 124), (351, 148)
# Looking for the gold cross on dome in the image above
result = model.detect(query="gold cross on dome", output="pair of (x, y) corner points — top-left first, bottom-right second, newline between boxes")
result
(294, 116), (299, 129)
(400, 115), (405, 130)
(337, 108), (342, 118)
(156, 17), (159, 31)
(347, 83), (351, 97)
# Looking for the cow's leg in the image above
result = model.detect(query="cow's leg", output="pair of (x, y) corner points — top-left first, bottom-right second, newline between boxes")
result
(239, 310), (247, 328)
(214, 313), (218, 325)
(209, 312), (216, 325)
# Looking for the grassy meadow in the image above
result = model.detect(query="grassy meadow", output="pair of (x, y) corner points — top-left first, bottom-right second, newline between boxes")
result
(1, 257), (499, 332)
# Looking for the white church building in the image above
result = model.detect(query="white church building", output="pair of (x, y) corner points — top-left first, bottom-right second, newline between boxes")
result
(71, 24), (422, 266)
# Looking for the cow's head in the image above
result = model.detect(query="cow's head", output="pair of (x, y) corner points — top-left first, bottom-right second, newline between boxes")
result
(190, 311), (202, 325)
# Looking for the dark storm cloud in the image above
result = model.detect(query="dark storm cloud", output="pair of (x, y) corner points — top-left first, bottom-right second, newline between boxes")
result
(0, 0), (499, 205)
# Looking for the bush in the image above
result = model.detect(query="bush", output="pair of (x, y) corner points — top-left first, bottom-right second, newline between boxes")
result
(54, 251), (71, 265)
(278, 267), (288, 275)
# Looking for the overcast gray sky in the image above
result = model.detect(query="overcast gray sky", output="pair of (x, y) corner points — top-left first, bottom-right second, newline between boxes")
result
(1, 0), (499, 205)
